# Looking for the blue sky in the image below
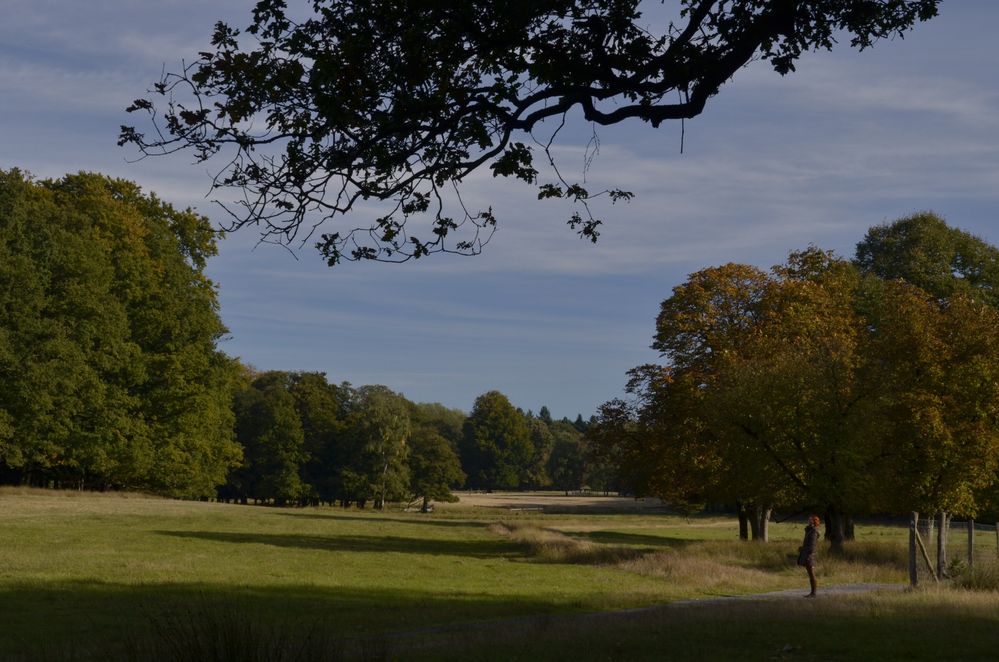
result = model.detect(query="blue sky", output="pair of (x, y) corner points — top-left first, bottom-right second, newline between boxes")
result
(2, 2), (997, 419)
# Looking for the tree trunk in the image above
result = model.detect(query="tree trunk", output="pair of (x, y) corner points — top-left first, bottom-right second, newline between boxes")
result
(824, 505), (847, 551)
(753, 505), (772, 542)
(421, 496), (430, 513)
(737, 502), (749, 541)
(936, 511), (949, 578)
(748, 505), (761, 541)
(968, 518), (975, 569)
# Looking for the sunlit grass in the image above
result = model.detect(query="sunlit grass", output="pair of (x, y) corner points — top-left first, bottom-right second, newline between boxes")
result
(1, 489), (994, 660)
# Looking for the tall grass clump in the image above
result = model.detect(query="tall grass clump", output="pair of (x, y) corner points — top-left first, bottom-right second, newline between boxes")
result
(489, 522), (643, 564)
(617, 549), (792, 594)
(491, 524), (795, 594)
(952, 558), (999, 591)
(125, 598), (345, 662)
(816, 540), (908, 584)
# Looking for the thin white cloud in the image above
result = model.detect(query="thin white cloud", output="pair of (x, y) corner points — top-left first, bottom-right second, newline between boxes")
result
(0, 59), (129, 109)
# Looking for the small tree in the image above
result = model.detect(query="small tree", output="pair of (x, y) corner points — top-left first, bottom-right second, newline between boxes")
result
(408, 429), (465, 512)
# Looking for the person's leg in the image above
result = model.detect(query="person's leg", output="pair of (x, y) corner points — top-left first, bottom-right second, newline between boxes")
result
(805, 564), (817, 596)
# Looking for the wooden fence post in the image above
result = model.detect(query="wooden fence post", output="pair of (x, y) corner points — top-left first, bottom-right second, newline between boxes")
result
(968, 519), (975, 568)
(936, 511), (947, 578)
(909, 512), (919, 587)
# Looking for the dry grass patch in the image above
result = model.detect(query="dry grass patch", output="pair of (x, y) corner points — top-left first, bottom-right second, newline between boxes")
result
(491, 523), (793, 594)
(617, 550), (780, 593)
(489, 522), (908, 593)
(489, 522), (644, 564)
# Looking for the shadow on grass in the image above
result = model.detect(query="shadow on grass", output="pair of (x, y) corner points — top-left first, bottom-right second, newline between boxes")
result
(401, 593), (999, 662)
(157, 530), (516, 558)
(0, 580), (558, 661)
(263, 510), (492, 529)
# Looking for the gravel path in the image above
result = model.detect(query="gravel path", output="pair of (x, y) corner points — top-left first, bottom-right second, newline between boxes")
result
(664, 582), (906, 607)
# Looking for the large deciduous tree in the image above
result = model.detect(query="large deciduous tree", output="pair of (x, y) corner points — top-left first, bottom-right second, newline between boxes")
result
(460, 390), (533, 490)
(855, 213), (999, 518)
(120, 0), (939, 266)
(232, 371), (308, 505)
(289, 372), (347, 504)
(339, 385), (412, 508)
(593, 226), (999, 544)
(590, 262), (775, 529)
(0, 170), (241, 496)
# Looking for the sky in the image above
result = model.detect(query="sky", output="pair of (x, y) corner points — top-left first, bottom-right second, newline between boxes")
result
(2, 1), (998, 420)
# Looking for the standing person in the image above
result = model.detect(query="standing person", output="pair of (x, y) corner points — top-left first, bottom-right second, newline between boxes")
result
(797, 514), (821, 597)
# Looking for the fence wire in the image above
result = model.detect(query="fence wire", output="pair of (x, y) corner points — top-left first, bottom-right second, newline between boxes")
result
(912, 516), (999, 583)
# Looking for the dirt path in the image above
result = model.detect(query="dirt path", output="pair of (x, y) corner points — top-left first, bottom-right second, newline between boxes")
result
(663, 581), (905, 607)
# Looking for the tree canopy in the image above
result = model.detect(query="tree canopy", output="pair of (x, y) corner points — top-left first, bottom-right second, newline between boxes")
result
(461, 390), (533, 490)
(591, 218), (999, 538)
(120, 0), (939, 266)
(0, 170), (241, 496)
(855, 212), (999, 307)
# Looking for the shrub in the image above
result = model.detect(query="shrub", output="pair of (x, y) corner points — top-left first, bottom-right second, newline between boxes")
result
(952, 559), (999, 591)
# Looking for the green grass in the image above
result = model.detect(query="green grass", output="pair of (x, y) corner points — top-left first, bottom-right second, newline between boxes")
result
(402, 590), (999, 661)
(1, 489), (995, 660)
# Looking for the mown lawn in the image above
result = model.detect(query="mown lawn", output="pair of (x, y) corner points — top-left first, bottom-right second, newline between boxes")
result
(1, 489), (995, 660)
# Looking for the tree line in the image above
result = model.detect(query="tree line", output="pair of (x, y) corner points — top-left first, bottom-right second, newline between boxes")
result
(6, 172), (997, 527)
(0, 174), (598, 507)
(222, 375), (606, 509)
(0, 171), (240, 496)
(588, 214), (999, 545)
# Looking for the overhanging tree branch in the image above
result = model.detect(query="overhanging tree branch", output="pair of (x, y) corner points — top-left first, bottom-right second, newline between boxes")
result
(120, 0), (940, 267)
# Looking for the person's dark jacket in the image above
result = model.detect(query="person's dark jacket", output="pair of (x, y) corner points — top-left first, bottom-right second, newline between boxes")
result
(798, 524), (820, 567)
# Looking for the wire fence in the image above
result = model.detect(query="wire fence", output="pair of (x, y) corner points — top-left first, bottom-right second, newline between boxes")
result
(910, 514), (999, 585)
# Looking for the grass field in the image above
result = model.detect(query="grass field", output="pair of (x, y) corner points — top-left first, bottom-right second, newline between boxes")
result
(1, 488), (997, 660)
